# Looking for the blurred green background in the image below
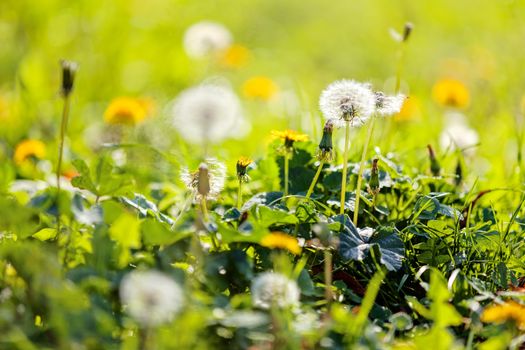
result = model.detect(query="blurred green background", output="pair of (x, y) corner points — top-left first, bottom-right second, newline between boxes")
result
(1, 0), (525, 188)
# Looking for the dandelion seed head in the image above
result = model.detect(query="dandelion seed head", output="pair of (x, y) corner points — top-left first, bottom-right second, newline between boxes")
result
(172, 84), (242, 144)
(119, 270), (184, 327)
(183, 21), (232, 58)
(251, 272), (300, 310)
(375, 92), (406, 116)
(319, 80), (376, 127)
(180, 158), (226, 201)
(440, 119), (479, 155)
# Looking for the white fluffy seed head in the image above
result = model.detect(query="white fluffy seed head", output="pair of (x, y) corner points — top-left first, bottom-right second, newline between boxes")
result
(180, 158), (226, 201)
(440, 123), (479, 154)
(375, 92), (406, 116)
(251, 272), (300, 310)
(319, 80), (376, 127)
(172, 84), (242, 144)
(183, 21), (232, 58)
(119, 270), (184, 327)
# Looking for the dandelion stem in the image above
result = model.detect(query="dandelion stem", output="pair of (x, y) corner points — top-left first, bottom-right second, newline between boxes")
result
(200, 196), (209, 222)
(324, 249), (333, 305)
(284, 151), (290, 197)
(306, 160), (324, 199)
(56, 94), (71, 233)
(237, 179), (243, 208)
(340, 122), (350, 215)
(353, 116), (376, 225)
(395, 39), (408, 94)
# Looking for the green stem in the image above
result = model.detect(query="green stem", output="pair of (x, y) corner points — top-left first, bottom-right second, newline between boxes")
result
(237, 179), (243, 208)
(340, 122), (350, 215)
(284, 151), (290, 197)
(395, 41), (407, 94)
(56, 94), (70, 234)
(201, 195), (219, 250)
(324, 249), (333, 305)
(353, 116), (376, 226)
(200, 195), (209, 222)
(305, 160), (325, 199)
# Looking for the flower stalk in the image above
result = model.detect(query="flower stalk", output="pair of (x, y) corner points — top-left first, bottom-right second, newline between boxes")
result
(353, 115), (377, 225)
(306, 120), (334, 199)
(340, 121), (351, 215)
(56, 60), (77, 233)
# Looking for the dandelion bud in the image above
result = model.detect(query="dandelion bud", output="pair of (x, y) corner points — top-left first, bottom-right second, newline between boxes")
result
(60, 60), (78, 97)
(403, 22), (414, 42)
(197, 163), (211, 197)
(427, 144), (441, 176)
(455, 159), (463, 186)
(368, 158), (380, 196)
(236, 156), (253, 182)
(317, 119), (334, 162)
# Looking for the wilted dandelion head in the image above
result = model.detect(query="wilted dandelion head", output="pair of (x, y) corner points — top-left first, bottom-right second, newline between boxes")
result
(104, 97), (151, 126)
(481, 301), (525, 330)
(183, 21), (232, 58)
(374, 92), (406, 117)
(14, 140), (46, 165)
(319, 80), (376, 126)
(180, 158), (226, 201)
(242, 76), (279, 101)
(251, 272), (300, 310)
(260, 232), (302, 255)
(236, 156), (253, 182)
(432, 78), (470, 109)
(172, 84), (242, 144)
(119, 270), (184, 327)
(60, 60), (78, 97)
(220, 44), (250, 68)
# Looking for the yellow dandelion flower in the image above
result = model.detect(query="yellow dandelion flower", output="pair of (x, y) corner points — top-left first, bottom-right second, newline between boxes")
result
(432, 78), (470, 109)
(13, 139), (46, 165)
(394, 96), (421, 122)
(242, 76), (279, 101)
(220, 44), (250, 68)
(481, 301), (525, 329)
(272, 129), (308, 146)
(260, 232), (302, 255)
(104, 97), (150, 126)
(237, 156), (253, 181)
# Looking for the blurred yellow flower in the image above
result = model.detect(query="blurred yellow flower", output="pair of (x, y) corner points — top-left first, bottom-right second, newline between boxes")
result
(481, 301), (525, 329)
(242, 76), (279, 101)
(260, 232), (302, 255)
(14, 139), (46, 165)
(104, 97), (152, 126)
(220, 44), (250, 68)
(394, 96), (421, 122)
(432, 78), (470, 109)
